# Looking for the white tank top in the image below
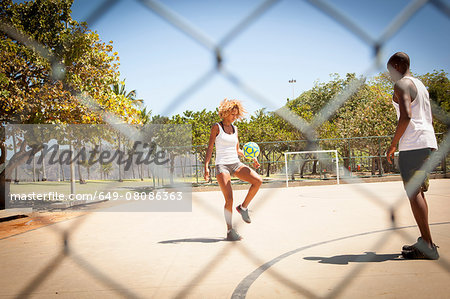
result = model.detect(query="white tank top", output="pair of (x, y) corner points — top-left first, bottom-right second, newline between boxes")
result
(392, 76), (437, 151)
(214, 123), (240, 165)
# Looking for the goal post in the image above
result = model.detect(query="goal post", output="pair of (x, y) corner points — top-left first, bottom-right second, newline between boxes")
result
(284, 150), (340, 187)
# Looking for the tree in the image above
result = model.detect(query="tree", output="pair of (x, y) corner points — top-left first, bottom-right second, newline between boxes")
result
(284, 73), (396, 173)
(139, 107), (152, 125)
(169, 110), (219, 181)
(0, 0), (141, 208)
(237, 108), (305, 176)
(112, 80), (143, 108)
(418, 70), (449, 134)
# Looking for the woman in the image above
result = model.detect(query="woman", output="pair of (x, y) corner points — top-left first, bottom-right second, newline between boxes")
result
(204, 99), (262, 241)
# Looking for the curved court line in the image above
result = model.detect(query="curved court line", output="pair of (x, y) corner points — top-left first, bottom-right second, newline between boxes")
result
(231, 221), (450, 298)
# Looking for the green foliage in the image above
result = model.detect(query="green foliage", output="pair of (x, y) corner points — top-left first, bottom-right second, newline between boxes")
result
(417, 70), (449, 133)
(3, 1), (446, 156)
(158, 70), (447, 162)
(286, 73), (396, 143)
(418, 70), (450, 112)
(0, 0), (140, 125)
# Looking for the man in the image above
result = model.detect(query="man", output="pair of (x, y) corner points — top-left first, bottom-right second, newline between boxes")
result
(386, 52), (439, 260)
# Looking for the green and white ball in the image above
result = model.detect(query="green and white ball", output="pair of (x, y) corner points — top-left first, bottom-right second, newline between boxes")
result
(243, 142), (260, 159)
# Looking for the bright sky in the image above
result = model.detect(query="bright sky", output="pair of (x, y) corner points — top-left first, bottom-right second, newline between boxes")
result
(70, 0), (450, 118)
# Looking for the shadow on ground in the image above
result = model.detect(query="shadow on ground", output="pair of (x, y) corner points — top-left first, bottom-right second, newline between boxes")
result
(304, 252), (402, 265)
(159, 237), (225, 244)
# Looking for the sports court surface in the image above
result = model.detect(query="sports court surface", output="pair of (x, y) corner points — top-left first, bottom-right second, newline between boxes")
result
(1, 179), (449, 298)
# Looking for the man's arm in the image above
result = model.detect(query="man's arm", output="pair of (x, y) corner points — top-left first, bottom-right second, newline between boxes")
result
(386, 79), (413, 164)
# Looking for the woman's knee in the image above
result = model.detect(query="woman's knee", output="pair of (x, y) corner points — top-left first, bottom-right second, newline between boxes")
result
(253, 175), (262, 187)
(224, 198), (233, 208)
(223, 193), (234, 203)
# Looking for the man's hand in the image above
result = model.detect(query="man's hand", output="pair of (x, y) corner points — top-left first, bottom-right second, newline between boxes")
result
(204, 168), (210, 181)
(386, 144), (397, 164)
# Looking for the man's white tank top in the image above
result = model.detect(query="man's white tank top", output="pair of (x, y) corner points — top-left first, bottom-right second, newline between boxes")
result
(392, 76), (437, 151)
(214, 123), (240, 165)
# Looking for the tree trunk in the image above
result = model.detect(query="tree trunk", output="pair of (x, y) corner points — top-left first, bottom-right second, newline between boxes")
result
(99, 143), (103, 180)
(266, 162), (271, 177)
(300, 160), (307, 178)
(12, 134), (19, 184)
(1, 142), (7, 209)
(371, 156), (383, 176)
(371, 157), (376, 175)
(77, 156), (86, 184)
(1, 141), (42, 209)
(32, 154), (36, 182)
(378, 156), (383, 176)
(60, 162), (65, 181)
(169, 152), (175, 185)
(118, 135), (123, 182)
(312, 160), (318, 174)
(41, 148), (47, 181)
(343, 147), (350, 169)
(181, 156), (185, 178)
(70, 144), (76, 195)
(57, 147), (61, 181)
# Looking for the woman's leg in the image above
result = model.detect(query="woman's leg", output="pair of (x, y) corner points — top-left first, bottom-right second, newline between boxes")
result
(234, 166), (262, 208)
(216, 171), (233, 231)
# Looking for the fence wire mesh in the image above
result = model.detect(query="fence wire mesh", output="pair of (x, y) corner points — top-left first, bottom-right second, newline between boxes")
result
(1, 0), (449, 298)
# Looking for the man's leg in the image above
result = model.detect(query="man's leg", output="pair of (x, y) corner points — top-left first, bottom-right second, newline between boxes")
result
(408, 189), (433, 248)
(400, 149), (439, 259)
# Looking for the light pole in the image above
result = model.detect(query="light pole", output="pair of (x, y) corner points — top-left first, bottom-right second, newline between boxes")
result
(289, 78), (296, 100)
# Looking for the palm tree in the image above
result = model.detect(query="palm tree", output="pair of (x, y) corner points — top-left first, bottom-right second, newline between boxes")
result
(139, 107), (153, 180)
(41, 148), (47, 181)
(112, 80), (144, 182)
(112, 80), (143, 107)
(101, 163), (113, 179)
(139, 107), (152, 124)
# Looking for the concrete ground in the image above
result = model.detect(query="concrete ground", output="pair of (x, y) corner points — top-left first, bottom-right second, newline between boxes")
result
(0, 179), (449, 298)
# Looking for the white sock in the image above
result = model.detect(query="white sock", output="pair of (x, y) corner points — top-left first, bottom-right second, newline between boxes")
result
(240, 204), (248, 211)
(224, 209), (232, 228)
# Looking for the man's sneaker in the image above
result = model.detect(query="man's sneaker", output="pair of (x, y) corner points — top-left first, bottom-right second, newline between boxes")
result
(402, 237), (423, 251)
(226, 228), (242, 241)
(236, 205), (251, 223)
(402, 239), (439, 260)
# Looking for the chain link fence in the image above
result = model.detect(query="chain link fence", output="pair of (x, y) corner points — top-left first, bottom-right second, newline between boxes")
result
(190, 133), (449, 185)
(1, 0), (449, 298)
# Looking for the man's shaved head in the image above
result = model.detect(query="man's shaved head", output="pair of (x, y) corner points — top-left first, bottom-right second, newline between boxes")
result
(387, 52), (411, 81)
(388, 52), (410, 70)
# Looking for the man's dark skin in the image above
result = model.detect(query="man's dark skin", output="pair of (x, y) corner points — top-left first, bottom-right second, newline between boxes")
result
(386, 52), (434, 250)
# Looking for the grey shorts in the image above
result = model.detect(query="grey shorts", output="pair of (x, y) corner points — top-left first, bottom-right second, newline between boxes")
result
(216, 162), (246, 176)
(399, 148), (432, 196)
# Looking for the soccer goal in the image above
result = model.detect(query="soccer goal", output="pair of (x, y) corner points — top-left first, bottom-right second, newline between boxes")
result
(284, 150), (340, 187)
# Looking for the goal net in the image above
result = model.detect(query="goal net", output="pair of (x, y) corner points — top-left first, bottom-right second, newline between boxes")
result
(284, 150), (340, 187)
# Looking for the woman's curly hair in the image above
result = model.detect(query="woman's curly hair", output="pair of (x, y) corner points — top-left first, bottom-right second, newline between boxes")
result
(218, 99), (246, 120)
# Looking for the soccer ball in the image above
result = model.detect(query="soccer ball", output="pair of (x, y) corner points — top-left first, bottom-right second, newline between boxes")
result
(243, 142), (260, 159)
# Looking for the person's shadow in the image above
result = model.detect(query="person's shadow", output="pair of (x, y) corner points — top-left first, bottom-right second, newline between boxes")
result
(304, 252), (402, 265)
(159, 237), (226, 244)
